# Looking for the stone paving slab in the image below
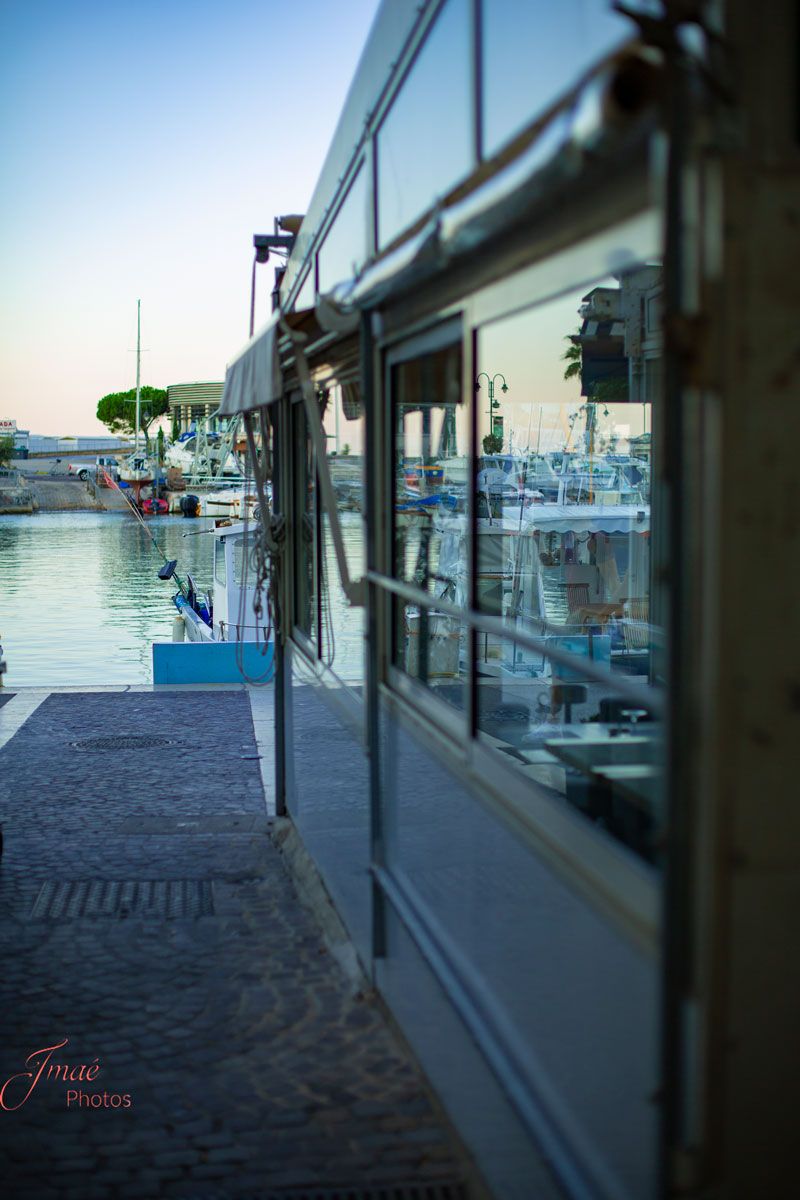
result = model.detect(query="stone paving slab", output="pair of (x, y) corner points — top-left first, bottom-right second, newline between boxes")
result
(0, 690), (474, 1199)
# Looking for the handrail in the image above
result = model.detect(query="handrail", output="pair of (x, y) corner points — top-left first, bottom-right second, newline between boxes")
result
(365, 568), (665, 716)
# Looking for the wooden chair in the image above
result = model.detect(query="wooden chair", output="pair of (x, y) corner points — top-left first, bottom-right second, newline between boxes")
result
(622, 598), (650, 652)
(566, 582), (590, 609)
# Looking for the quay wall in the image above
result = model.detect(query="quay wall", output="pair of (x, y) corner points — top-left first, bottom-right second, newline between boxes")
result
(25, 479), (104, 512)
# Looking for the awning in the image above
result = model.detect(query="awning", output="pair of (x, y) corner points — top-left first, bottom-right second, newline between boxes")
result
(216, 306), (340, 418)
(216, 313), (283, 418)
(524, 503), (650, 535)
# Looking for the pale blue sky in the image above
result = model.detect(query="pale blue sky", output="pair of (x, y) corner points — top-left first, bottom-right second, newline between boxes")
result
(0, 0), (380, 434)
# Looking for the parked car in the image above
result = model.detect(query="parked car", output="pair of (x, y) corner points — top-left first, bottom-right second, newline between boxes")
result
(66, 461), (92, 480)
(95, 456), (120, 484)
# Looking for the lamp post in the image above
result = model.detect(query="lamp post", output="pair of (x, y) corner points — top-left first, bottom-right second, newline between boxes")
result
(475, 372), (508, 440)
(250, 219), (299, 336)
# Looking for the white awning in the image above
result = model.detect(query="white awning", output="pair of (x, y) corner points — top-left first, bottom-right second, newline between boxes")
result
(216, 314), (283, 418)
(522, 503), (650, 534)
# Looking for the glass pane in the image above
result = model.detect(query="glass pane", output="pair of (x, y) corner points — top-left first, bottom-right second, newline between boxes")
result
(377, 0), (472, 248)
(294, 266), (315, 311)
(232, 537), (257, 588)
(392, 340), (468, 706)
(475, 266), (658, 638)
(317, 164), (369, 294)
(214, 538), (226, 587)
(293, 403), (317, 641)
(473, 262), (664, 863)
(476, 651), (664, 863)
(482, 0), (643, 158)
(320, 388), (366, 685)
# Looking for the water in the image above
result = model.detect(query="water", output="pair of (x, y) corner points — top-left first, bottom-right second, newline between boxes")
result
(0, 510), (369, 688)
(0, 513), (224, 686)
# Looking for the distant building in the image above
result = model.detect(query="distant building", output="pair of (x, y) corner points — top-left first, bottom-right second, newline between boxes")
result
(167, 382), (225, 435)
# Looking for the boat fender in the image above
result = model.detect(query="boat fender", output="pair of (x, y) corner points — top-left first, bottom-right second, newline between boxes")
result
(172, 616), (186, 642)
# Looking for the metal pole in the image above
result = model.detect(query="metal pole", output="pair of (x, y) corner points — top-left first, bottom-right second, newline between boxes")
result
(135, 300), (141, 455)
(249, 256), (258, 338)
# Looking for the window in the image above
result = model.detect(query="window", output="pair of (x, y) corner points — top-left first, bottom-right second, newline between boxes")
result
(320, 385), (366, 684)
(481, 0), (637, 158)
(317, 165), (369, 294)
(214, 538), (226, 587)
(390, 335), (468, 711)
(376, 0), (472, 249)
(293, 401), (317, 640)
(472, 264), (664, 863)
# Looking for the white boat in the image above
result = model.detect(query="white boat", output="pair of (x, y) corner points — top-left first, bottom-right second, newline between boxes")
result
(166, 520), (272, 646)
(118, 453), (154, 488)
(200, 486), (264, 521)
(164, 427), (245, 481)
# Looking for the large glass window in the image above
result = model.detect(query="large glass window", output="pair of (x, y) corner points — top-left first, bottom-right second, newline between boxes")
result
(473, 263), (664, 863)
(376, 0), (472, 249)
(481, 0), (640, 159)
(391, 338), (468, 710)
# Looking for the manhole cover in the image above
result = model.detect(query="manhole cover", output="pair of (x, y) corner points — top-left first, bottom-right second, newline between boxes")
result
(71, 735), (177, 751)
(31, 879), (213, 918)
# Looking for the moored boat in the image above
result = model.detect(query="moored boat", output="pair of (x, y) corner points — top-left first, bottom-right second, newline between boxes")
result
(163, 519), (272, 646)
(141, 496), (167, 515)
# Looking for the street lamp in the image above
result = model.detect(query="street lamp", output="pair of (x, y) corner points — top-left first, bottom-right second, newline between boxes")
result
(249, 216), (303, 336)
(475, 372), (508, 438)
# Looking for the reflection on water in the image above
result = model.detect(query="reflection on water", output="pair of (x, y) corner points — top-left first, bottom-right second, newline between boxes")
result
(0, 513), (225, 686)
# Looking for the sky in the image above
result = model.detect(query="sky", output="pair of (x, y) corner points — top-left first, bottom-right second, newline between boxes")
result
(0, 0), (381, 436)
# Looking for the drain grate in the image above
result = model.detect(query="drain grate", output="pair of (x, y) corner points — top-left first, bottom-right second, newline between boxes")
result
(71, 734), (177, 751)
(31, 879), (213, 919)
(262, 1188), (468, 1200)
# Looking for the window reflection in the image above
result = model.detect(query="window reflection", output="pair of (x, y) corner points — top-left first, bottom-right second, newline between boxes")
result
(293, 402), (317, 640)
(377, 0), (472, 248)
(473, 263), (664, 864)
(392, 340), (468, 707)
(320, 388), (366, 684)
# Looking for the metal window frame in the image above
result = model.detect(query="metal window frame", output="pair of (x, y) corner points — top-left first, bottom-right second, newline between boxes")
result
(364, 206), (666, 948)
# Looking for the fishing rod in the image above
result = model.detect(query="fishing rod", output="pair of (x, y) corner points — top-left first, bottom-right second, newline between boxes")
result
(101, 467), (188, 597)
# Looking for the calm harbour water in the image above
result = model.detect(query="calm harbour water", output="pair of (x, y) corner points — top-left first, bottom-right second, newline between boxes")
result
(0, 512), (227, 687)
(0, 510), (366, 688)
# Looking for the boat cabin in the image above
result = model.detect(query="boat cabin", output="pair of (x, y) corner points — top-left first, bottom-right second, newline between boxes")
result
(210, 521), (270, 643)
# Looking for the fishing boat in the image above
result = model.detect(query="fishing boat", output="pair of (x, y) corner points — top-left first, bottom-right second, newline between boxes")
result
(164, 520), (272, 646)
(152, 519), (274, 685)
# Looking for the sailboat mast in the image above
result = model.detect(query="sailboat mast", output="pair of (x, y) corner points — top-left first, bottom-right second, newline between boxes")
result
(135, 300), (141, 455)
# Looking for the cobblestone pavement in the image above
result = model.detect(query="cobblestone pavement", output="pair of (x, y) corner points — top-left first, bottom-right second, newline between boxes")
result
(0, 690), (473, 1199)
